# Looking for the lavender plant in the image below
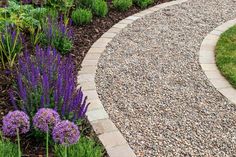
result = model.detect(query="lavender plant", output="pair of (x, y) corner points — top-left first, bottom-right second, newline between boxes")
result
(39, 16), (73, 54)
(10, 46), (89, 121)
(0, 25), (23, 69)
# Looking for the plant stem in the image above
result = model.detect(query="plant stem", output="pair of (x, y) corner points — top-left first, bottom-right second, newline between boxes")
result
(17, 128), (21, 157)
(46, 130), (49, 157)
(64, 145), (67, 157)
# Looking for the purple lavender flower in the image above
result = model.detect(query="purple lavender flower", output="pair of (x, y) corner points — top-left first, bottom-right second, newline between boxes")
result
(33, 108), (61, 132)
(52, 120), (80, 145)
(11, 46), (89, 121)
(2, 111), (30, 136)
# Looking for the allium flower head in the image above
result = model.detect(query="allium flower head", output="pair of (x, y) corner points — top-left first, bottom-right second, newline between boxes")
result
(52, 120), (80, 145)
(33, 108), (61, 132)
(2, 111), (30, 136)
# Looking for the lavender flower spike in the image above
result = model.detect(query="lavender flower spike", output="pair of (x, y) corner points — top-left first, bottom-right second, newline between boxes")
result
(52, 120), (80, 145)
(2, 111), (30, 136)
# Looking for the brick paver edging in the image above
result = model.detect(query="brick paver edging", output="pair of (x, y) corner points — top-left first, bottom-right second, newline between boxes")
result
(77, 0), (188, 156)
(199, 19), (236, 104)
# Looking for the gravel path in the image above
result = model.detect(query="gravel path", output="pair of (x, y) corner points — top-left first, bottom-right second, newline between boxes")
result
(95, 0), (236, 156)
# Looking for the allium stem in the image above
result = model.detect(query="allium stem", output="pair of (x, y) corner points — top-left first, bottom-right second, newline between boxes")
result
(46, 130), (49, 157)
(17, 128), (21, 157)
(64, 146), (67, 157)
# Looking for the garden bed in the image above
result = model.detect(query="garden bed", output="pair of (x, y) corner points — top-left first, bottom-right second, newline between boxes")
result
(70, 0), (170, 69)
(0, 0), (170, 156)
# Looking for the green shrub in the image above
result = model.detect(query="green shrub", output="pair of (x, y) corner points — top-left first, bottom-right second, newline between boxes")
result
(113, 0), (132, 12)
(0, 132), (18, 157)
(72, 8), (92, 25)
(134, 0), (154, 8)
(54, 136), (104, 157)
(92, 0), (108, 17)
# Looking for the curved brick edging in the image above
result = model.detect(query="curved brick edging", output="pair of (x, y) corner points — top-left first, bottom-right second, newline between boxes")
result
(199, 19), (236, 104)
(77, 0), (188, 156)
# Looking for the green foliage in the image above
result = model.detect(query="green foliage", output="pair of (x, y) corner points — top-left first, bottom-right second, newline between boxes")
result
(134, 0), (154, 8)
(113, 0), (133, 12)
(54, 136), (104, 157)
(0, 1), (48, 31)
(0, 25), (23, 68)
(72, 8), (92, 25)
(216, 25), (236, 88)
(52, 35), (73, 54)
(38, 17), (73, 55)
(46, 0), (74, 14)
(92, 0), (108, 17)
(76, 0), (94, 8)
(0, 132), (18, 157)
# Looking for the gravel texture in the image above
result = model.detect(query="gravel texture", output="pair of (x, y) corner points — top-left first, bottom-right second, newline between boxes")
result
(95, 0), (236, 156)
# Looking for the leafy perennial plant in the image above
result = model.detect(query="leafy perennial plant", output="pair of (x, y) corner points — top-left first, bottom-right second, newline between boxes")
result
(39, 16), (73, 54)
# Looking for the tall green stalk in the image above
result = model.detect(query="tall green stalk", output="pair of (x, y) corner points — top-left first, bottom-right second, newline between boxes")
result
(46, 130), (49, 157)
(64, 146), (67, 157)
(16, 129), (21, 157)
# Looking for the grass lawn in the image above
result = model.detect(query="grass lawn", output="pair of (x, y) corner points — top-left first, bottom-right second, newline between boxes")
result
(216, 25), (236, 88)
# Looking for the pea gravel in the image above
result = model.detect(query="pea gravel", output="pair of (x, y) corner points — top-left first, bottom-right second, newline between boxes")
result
(95, 0), (236, 156)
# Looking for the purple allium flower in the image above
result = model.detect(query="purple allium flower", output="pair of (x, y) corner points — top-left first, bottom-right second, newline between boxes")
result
(2, 111), (30, 136)
(33, 108), (61, 132)
(52, 120), (80, 145)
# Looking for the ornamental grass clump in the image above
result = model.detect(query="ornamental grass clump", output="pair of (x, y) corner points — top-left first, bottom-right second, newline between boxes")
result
(52, 120), (80, 157)
(33, 108), (61, 157)
(2, 110), (30, 157)
(10, 46), (89, 121)
(0, 25), (23, 69)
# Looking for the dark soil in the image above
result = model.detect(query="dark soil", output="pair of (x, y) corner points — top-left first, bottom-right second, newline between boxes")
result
(0, 0), (170, 156)
(71, 0), (170, 69)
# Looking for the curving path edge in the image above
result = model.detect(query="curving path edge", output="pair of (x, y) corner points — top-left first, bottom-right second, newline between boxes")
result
(199, 19), (236, 105)
(77, 0), (188, 156)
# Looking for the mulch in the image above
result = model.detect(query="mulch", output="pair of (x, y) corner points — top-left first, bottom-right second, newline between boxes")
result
(0, 0), (170, 156)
